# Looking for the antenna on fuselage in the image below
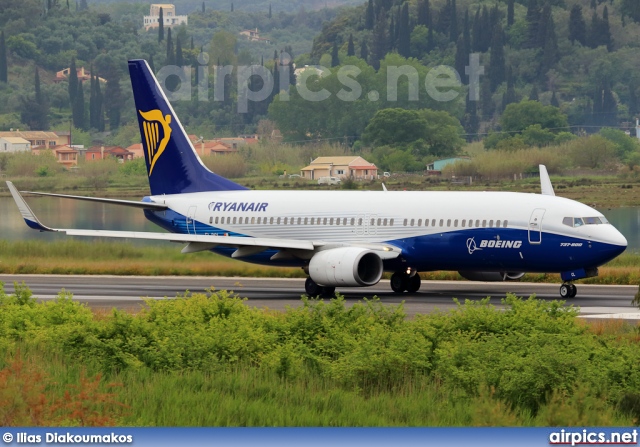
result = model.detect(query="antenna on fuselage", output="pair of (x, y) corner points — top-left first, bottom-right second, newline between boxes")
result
(539, 164), (555, 196)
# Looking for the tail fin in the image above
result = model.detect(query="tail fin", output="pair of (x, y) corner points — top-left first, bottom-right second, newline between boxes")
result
(128, 59), (247, 195)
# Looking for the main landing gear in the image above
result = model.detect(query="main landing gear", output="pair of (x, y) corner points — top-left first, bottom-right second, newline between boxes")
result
(304, 277), (336, 298)
(559, 282), (577, 298)
(390, 271), (421, 293)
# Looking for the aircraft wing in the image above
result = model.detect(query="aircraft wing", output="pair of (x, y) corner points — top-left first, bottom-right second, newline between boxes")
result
(6, 181), (401, 260)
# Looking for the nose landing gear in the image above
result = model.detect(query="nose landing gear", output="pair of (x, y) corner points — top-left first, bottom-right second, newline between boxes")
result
(559, 283), (577, 298)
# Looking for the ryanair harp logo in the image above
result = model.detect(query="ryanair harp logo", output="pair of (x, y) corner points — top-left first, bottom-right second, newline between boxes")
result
(139, 109), (172, 176)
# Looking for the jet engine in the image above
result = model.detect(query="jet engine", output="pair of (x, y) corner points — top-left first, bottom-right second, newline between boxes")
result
(309, 247), (383, 287)
(458, 271), (526, 282)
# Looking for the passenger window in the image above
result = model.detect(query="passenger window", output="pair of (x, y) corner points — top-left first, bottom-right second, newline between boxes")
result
(209, 217), (213, 224)
(251, 217), (255, 224)
(403, 219), (407, 226)
(351, 218), (355, 225)
(390, 218), (394, 226)
(304, 217), (308, 225)
(270, 217), (274, 224)
(323, 218), (328, 225)
(416, 219), (421, 226)
(215, 217), (219, 224)
(410, 218), (414, 226)
(330, 218), (334, 225)
(432, 219), (436, 227)
(503, 220), (508, 228)
(425, 219), (429, 227)
(447, 219), (451, 227)
(257, 217), (261, 224)
(358, 218), (363, 225)
(476, 219), (480, 227)
(439, 219), (444, 227)
(383, 218), (388, 226)
(454, 219), (458, 227)
(482, 220), (486, 227)
(277, 217), (281, 225)
(232, 217), (237, 224)
(284, 217), (288, 225)
(489, 220), (493, 227)
(496, 220), (500, 227)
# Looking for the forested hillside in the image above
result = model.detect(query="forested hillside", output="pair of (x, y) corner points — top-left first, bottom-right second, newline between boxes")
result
(88, 0), (365, 13)
(1, 0), (640, 174)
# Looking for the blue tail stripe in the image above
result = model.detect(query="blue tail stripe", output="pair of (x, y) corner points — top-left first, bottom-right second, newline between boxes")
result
(128, 60), (247, 195)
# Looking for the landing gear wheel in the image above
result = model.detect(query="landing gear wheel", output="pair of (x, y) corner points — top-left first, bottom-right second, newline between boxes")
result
(390, 272), (408, 293)
(560, 283), (577, 298)
(321, 286), (336, 298)
(406, 274), (421, 293)
(305, 277), (322, 297)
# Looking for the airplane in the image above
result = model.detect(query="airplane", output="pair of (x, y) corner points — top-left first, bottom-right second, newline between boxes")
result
(5, 59), (628, 299)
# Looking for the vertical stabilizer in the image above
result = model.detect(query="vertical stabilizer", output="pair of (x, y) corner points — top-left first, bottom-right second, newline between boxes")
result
(128, 60), (247, 195)
(539, 164), (555, 196)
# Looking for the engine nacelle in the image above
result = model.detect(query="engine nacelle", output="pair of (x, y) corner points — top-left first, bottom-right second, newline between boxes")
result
(309, 247), (383, 287)
(458, 271), (525, 282)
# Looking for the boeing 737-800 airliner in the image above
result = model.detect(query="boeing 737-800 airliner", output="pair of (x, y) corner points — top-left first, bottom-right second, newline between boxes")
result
(6, 59), (628, 298)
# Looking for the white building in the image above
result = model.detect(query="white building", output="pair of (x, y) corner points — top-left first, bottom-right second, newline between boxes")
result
(0, 137), (31, 153)
(143, 4), (188, 30)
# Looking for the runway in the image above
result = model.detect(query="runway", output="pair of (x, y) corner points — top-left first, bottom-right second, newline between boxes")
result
(0, 274), (638, 320)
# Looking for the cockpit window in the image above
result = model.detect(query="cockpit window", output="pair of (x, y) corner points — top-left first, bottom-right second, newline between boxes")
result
(584, 216), (603, 225)
(563, 216), (608, 227)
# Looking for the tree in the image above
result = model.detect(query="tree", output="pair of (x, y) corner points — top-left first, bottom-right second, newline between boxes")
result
(601, 6), (613, 51)
(569, 5), (587, 45)
(268, 3), (272, 19)
(0, 31), (6, 83)
(365, 0), (375, 30)
(502, 67), (517, 111)
(68, 57), (78, 108)
(529, 84), (539, 101)
(501, 100), (568, 134)
(371, 8), (388, 70)
(488, 23), (505, 91)
(398, 3), (411, 57)
(454, 37), (466, 80)
(202, 2), (205, 13)
(550, 91), (559, 107)
(158, 7), (164, 42)
(621, 0), (640, 23)
(176, 36), (183, 67)
(360, 39), (368, 61)
(79, 0), (87, 10)
(507, 0), (514, 27)
(231, 2), (234, 12)
(166, 28), (174, 65)
(20, 66), (49, 130)
(331, 41), (339, 67)
(363, 108), (464, 157)
(449, 0), (458, 43)
(569, 135), (616, 168)
(347, 34), (355, 57)
(417, 0), (430, 27)
(540, 7), (558, 79)
(73, 81), (85, 130)
(525, 0), (541, 49)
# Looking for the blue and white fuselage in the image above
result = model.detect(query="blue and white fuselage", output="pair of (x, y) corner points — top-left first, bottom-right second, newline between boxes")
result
(5, 59), (627, 298)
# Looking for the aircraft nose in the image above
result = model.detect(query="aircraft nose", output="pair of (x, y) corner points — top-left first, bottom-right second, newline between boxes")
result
(610, 227), (628, 248)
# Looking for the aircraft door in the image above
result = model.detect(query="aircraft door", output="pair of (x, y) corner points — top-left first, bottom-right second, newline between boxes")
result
(186, 206), (197, 234)
(528, 208), (545, 244)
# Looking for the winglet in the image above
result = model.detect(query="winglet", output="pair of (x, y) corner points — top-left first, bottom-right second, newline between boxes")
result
(6, 181), (57, 232)
(539, 165), (555, 197)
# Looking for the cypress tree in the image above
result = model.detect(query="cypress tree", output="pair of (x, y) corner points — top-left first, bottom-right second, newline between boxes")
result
(365, 0), (375, 30)
(592, 85), (603, 125)
(427, 23), (435, 52)
(158, 7), (164, 42)
(398, 3), (411, 57)
(590, 0), (596, 9)
(602, 81), (617, 126)
(176, 36), (183, 67)
(480, 6), (491, 52)
(463, 9), (471, 60)
(463, 97), (479, 138)
(166, 28), (174, 65)
(96, 75), (104, 132)
(629, 82), (638, 117)
(331, 41), (339, 67)
(231, 2), (234, 12)
(481, 77), (494, 118)
(68, 57), (78, 107)
(371, 8), (388, 70)
(449, 0), (458, 43)
(488, 23), (505, 91)
(454, 37), (466, 79)
(502, 67), (517, 111)
(525, 0), (541, 49)
(437, 0), (452, 36)
(601, 5), (612, 51)
(417, 0), (429, 27)
(507, 0), (514, 27)
(79, 0), (88, 10)
(35, 66), (42, 106)
(388, 15), (396, 51)
(202, 2), (205, 13)
(540, 8), (558, 79)
(73, 81), (85, 130)
(550, 91), (559, 107)
(105, 74), (121, 130)
(360, 39), (369, 61)
(588, 11), (599, 48)
(0, 31), (7, 83)
(529, 84), (539, 101)
(347, 34), (355, 57)
(89, 70), (96, 128)
(537, 3), (551, 50)
(472, 7), (482, 52)
(569, 5), (587, 45)
(268, 3), (272, 18)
